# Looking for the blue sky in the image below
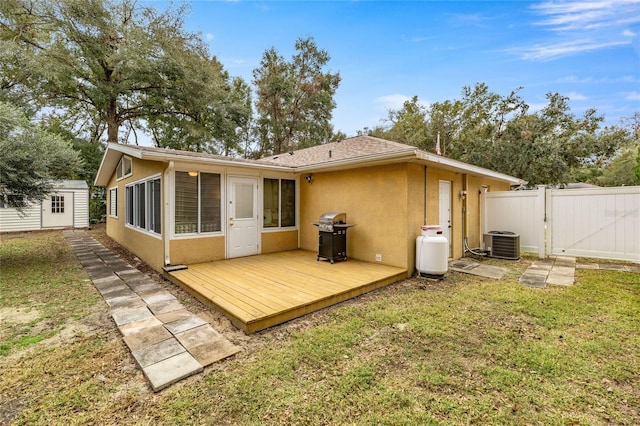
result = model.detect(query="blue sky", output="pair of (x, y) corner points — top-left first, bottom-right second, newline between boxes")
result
(176, 0), (639, 136)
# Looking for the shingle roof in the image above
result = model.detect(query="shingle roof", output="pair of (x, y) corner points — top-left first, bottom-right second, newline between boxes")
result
(95, 137), (525, 186)
(257, 135), (416, 167)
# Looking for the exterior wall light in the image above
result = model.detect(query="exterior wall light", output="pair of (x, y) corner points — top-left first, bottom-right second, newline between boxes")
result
(188, 171), (198, 177)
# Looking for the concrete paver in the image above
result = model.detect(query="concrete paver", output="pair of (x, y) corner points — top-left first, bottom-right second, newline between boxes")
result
(143, 352), (203, 392)
(519, 260), (553, 288)
(148, 299), (184, 316)
(111, 306), (154, 326)
(448, 258), (509, 279)
(164, 316), (208, 335)
(518, 274), (547, 288)
(155, 309), (197, 324)
(119, 316), (165, 336)
(64, 230), (241, 392)
(547, 265), (575, 286)
(123, 325), (173, 351)
(132, 338), (186, 368)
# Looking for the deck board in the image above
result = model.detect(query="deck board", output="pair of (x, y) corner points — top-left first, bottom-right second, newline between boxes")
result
(167, 250), (407, 333)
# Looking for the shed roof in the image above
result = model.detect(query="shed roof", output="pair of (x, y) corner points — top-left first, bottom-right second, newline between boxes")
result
(53, 180), (89, 190)
(95, 137), (525, 186)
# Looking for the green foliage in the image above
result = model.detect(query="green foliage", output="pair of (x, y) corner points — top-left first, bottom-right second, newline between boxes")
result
(0, 0), (249, 154)
(596, 146), (639, 186)
(634, 144), (640, 184)
(0, 101), (82, 211)
(377, 82), (637, 186)
(381, 96), (430, 148)
(252, 36), (341, 156)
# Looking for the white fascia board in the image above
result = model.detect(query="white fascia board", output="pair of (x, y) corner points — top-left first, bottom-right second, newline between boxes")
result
(140, 150), (290, 172)
(94, 143), (129, 186)
(415, 150), (526, 185)
(95, 143), (290, 186)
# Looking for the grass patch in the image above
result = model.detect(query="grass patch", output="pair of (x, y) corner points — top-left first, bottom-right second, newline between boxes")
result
(154, 267), (639, 425)
(1, 231), (638, 424)
(0, 232), (100, 357)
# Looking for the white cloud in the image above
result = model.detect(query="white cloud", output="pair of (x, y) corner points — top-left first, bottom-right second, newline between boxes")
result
(512, 0), (640, 60)
(626, 91), (640, 100)
(375, 94), (411, 109)
(566, 91), (588, 101)
(205, 33), (214, 41)
(375, 94), (431, 111)
(513, 38), (630, 61)
(532, 1), (640, 32)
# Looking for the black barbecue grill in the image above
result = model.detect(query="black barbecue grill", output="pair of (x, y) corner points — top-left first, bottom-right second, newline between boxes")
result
(313, 212), (355, 263)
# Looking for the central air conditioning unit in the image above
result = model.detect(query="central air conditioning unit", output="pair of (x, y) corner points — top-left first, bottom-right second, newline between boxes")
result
(483, 231), (520, 260)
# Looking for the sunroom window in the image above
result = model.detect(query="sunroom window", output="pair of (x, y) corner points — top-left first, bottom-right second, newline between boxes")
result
(175, 171), (221, 234)
(125, 176), (161, 235)
(263, 178), (296, 228)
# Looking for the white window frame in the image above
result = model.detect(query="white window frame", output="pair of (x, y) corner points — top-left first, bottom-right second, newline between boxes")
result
(116, 155), (133, 181)
(50, 194), (65, 214)
(109, 187), (118, 218)
(124, 174), (161, 238)
(262, 177), (297, 230)
(173, 171), (223, 238)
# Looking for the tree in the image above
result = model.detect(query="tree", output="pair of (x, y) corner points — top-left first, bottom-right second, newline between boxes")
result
(595, 146), (639, 186)
(252, 36), (341, 156)
(381, 96), (430, 149)
(378, 83), (629, 186)
(0, 0), (248, 152)
(633, 144), (640, 184)
(0, 101), (81, 211)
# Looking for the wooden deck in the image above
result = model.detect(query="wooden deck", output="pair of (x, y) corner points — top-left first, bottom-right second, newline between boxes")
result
(166, 250), (407, 334)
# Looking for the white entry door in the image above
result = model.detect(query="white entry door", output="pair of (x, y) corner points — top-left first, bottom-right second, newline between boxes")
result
(438, 180), (452, 257)
(42, 192), (74, 228)
(227, 177), (259, 258)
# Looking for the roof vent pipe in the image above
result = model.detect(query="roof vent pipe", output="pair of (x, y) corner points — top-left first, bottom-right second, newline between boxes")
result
(329, 150), (332, 158)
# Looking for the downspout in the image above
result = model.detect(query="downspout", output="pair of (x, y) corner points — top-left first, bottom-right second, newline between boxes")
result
(163, 161), (174, 266)
(422, 166), (427, 225)
(423, 166), (427, 225)
(462, 174), (468, 255)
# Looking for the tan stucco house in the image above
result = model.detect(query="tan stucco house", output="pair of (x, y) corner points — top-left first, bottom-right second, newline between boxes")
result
(94, 136), (523, 275)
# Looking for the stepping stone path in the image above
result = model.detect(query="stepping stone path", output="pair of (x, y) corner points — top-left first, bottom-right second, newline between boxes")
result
(448, 258), (509, 279)
(519, 256), (576, 288)
(64, 230), (240, 392)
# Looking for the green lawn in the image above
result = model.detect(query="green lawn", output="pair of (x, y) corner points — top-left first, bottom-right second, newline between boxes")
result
(1, 230), (638, 425)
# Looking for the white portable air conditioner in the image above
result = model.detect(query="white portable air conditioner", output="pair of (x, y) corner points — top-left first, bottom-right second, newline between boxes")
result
(483, 231), (520, 260)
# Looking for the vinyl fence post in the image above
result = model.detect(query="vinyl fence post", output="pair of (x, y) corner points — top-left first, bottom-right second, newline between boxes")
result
(536, 185), (547, 259)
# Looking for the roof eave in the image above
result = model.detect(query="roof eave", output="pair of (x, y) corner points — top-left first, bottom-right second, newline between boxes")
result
(94, 143), (293, 187)
(415, 151), (526, 185)
(294, 149), (418, 173)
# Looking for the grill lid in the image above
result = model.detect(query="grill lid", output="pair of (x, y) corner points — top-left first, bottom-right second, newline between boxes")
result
(319, 212), (346, 224)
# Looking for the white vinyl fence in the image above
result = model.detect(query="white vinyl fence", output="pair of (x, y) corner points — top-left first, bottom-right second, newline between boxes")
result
(483, 186), (640, 263)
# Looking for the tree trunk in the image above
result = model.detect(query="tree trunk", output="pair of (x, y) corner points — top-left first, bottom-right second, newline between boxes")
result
(107, 99), (119, 143)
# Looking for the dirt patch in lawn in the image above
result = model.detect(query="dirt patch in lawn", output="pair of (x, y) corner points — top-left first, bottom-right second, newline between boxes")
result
(0, 307), (42, 325)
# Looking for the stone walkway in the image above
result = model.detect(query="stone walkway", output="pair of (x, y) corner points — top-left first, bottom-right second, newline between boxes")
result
(519, 256), (640, 288)
(64, 230), (240, 392)
(519, 256), (576, 288)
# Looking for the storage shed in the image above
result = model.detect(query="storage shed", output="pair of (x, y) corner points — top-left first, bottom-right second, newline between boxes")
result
(0, 180), (90, 233)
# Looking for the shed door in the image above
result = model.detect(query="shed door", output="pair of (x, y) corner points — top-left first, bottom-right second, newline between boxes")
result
(42, 192), (74, 228)
(438, 181), (452, 257)
(227, 177), (259, 258)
